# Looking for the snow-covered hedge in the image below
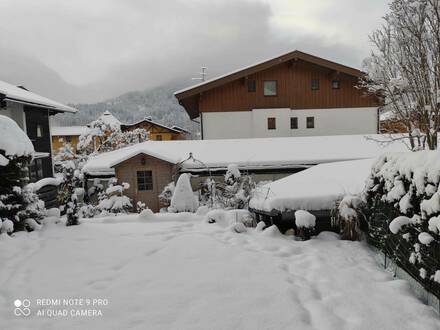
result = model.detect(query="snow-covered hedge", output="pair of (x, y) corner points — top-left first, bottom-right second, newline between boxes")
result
(364, 151), (440, 298)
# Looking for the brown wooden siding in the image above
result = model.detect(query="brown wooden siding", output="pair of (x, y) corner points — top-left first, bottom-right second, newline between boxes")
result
(114, 154), (174, 212)
(199, 60), (378, 113)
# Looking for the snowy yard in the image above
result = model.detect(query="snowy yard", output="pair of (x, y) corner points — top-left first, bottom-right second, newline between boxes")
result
(1, 214), (439, 330)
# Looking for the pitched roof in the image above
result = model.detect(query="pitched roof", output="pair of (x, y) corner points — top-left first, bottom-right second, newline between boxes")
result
(174, 50), (365, 119)
(0, 80), (77, 113)
(82, 134), (408, 176)
(120, 116), (183, 134)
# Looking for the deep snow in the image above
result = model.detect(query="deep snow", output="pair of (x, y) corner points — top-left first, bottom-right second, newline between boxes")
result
(0, 214), (439, 330)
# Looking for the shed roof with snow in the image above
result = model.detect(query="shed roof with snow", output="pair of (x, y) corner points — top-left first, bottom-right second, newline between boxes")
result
(249, 158), (375, 213)
(0, 80), (77, 113)
(82, 134), (408, 176)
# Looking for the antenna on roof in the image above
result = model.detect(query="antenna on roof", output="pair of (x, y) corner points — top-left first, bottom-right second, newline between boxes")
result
(192, 67), (207, 82)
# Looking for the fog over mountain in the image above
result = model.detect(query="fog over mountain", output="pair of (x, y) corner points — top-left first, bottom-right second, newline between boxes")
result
(53, 81), (200, 134)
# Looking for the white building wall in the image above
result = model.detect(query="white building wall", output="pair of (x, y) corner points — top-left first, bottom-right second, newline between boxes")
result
(202, 107), (378, 139)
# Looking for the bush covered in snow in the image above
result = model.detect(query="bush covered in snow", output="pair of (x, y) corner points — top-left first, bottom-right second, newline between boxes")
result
(169, 174), (199, 213)
(332, 195), (366, 241)
(294, 210), (316, 240)
(97, 179), (132, 215)
(199, 164), (256, 209)
(159, 181), (175, 209)
(364, 152), (440, 297)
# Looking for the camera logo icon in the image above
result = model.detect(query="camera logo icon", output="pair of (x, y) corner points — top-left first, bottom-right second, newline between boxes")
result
(14, 299), (31, 317)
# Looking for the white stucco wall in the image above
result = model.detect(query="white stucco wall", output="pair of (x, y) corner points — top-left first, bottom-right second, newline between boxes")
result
(202, 107), (378, 139)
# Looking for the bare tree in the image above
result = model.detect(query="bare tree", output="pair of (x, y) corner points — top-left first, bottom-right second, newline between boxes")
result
(360, 0), (440, 150)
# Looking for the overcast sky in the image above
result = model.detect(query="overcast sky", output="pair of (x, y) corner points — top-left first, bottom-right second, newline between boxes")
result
(0, 0), (388, 103)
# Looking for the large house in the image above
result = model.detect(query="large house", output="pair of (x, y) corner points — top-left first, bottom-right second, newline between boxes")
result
(175, 50), (380, 140)
(0, 80), (77, 205)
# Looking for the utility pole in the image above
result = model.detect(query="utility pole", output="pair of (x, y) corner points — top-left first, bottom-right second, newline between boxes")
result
(192, 67), (207, 82)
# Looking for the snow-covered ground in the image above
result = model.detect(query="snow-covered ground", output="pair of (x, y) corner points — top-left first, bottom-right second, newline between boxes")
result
(1, 214), (439, 330)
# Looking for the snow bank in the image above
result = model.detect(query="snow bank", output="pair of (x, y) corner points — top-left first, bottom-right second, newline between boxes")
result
(0, 115), (34, 164)
(250, 158), (375, 212)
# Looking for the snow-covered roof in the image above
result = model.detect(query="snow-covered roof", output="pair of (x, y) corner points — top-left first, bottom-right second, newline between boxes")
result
(120, 117), (182, 134)
(0, 115), (34, 166)
(171, 125), (190, 134)
(82, 134), (409, 176)
(92, 111), (121, 129)
(51, 126), (89, 136)
(249, 158), (375, 212)
(0, 80), (77, 113)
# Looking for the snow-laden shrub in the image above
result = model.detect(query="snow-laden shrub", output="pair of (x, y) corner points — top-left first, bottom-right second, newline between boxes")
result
(295, 210), (316, 240)
(97, 179), (132, 215)
(199, 165), (256, 209)
(365, 152), (440, 297)
(169, 174), (198, 213)
(332, 195), (365, 241)
(159, 181), (175, 209)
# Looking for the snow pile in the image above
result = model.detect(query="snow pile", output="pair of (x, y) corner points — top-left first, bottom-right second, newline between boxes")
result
(294, 210), (316, 229)
(0, 115), (34, 166)
(169, 174), (199, 213)
(250, 158), (375, 212)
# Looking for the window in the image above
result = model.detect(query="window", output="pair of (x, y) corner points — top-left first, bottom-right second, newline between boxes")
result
(155, 135), (162, 141)
(137, 171), (153, 191)
(264, 81), (277, 96)
(247, 79), (256, 92)
(332, 80), (341, 89)
(29, 158), (44, 182)
(311, 79), (320, 90)
(36, 124), (43, 137)
(306, 117), (315, 129)
(267, 117), (276, 130)
(66, 136), (72, 143)
(290, 117), (298, 129)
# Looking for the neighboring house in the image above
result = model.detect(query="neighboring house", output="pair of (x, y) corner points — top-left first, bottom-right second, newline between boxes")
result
(175, 50), (380, 140)
(51, 126), (89, 153)
(120, 116), (189, 141)
(0, 80), (77, 206)
(82, 134), (407, 212)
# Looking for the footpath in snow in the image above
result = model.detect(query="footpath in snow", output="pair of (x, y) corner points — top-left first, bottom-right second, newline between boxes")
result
(0, 213), (439, 330)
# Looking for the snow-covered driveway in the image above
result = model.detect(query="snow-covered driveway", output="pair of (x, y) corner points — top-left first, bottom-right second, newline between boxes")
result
(0, 215), (439, 330)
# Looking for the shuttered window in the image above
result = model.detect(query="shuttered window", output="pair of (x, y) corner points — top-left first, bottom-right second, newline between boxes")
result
(267, 117), (276, 130)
